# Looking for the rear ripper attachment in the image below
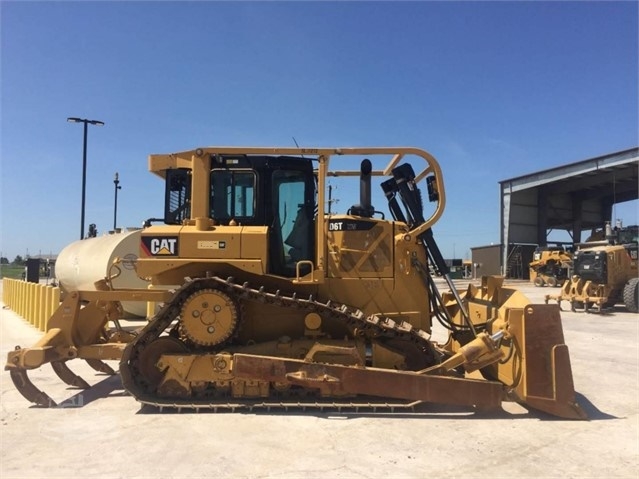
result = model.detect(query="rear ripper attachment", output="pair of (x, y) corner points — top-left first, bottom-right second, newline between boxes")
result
(5, 283), (171, 407)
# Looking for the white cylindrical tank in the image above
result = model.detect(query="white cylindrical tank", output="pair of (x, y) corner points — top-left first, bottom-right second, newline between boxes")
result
(55, 229), (148, 318)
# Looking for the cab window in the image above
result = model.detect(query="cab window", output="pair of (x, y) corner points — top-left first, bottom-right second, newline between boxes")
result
(271, 169), (313, 275)
(211, 170), (255, 222)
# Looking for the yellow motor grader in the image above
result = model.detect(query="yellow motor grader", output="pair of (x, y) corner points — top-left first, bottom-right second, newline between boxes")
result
(546, 223), (638, 313)
(6, 147), (586, 419)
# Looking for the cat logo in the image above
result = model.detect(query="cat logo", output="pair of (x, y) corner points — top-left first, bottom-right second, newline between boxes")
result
(141, 236), (179, 256)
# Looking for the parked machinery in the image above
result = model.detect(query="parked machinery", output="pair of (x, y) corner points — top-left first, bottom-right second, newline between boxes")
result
(546, 223), (638, 313)
(529, 247), (572, 287)
(5, 147), (585, 419)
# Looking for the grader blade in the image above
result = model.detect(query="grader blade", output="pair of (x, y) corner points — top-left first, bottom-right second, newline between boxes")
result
(9, 369), (57, 407)
(51, 361), (91, 389)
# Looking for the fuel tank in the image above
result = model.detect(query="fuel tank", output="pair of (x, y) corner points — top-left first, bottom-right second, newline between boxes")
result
(55, 229), (148, 318)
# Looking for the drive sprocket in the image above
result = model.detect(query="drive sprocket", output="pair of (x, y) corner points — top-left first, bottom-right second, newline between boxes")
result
(179, 288), (239, 347)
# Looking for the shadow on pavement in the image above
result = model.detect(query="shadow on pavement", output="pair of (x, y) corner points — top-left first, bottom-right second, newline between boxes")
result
(134, 398), (607, 421)
(44, 378), (614, 421)
(572, 392), (617, 420)
(55, 374), (125, 408)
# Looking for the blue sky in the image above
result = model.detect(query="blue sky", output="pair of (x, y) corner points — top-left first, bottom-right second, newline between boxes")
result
(1, 1), (637, 261)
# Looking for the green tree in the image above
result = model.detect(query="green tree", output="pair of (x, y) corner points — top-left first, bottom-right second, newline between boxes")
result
(0, 257), (8, 264)
(13, 255), (24, 265)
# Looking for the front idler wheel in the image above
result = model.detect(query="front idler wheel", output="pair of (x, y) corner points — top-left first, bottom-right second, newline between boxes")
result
(137, 337), (189, 391)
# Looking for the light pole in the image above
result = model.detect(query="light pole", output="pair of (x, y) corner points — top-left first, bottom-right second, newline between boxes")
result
(113, 172), (121, 231)
(67, 117), (104, 240)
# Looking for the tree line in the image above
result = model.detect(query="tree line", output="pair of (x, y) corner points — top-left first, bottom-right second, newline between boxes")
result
(0, 255), (26, 265)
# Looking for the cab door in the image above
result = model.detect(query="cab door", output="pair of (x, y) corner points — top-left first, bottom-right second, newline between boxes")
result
(269, 166), (315, 277)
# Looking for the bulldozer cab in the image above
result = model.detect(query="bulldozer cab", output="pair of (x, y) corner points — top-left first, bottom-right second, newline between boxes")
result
(146, 147), (447, 284)
(162, 155), (316, 277)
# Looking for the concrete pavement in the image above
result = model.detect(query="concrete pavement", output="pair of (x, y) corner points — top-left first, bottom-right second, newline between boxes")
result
(1, 280), (637, 479)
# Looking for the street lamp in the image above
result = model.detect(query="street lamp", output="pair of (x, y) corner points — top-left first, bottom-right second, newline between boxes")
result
(67, 117), (105, 240)
(113, 172), (122, 231)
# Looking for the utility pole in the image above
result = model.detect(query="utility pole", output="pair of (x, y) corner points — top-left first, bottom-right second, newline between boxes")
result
(113, 172), (122, 230)
(67, 117), (105, 239)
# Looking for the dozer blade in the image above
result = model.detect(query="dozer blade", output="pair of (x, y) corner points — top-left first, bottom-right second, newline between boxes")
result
(445, 277), (587, 419)
(520, 343), (586, 419)
(51, 361), (91, 389)
(489, 302), (587, 420)
(85, 359), (116, 375)
(9, 369), (57, 407)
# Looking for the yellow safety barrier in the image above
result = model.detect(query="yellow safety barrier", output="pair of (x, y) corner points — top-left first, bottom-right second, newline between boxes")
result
(2, 278), (60, 331)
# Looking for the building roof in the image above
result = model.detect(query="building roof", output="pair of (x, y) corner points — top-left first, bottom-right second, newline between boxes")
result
(500, 147), (638, 232)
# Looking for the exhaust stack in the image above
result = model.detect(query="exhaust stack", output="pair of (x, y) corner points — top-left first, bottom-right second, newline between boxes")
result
(350, 158), (374, 218)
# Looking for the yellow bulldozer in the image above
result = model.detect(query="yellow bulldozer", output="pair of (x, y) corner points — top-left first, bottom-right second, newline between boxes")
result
(5, 147), (586, 419)
(546, 223), (639, 313)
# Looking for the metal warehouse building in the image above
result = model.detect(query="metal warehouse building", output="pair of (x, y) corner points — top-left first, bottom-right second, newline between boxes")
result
(471, 147), (638, 278)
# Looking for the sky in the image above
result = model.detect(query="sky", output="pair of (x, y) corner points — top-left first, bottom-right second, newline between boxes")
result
(1, 0), (638, 262)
